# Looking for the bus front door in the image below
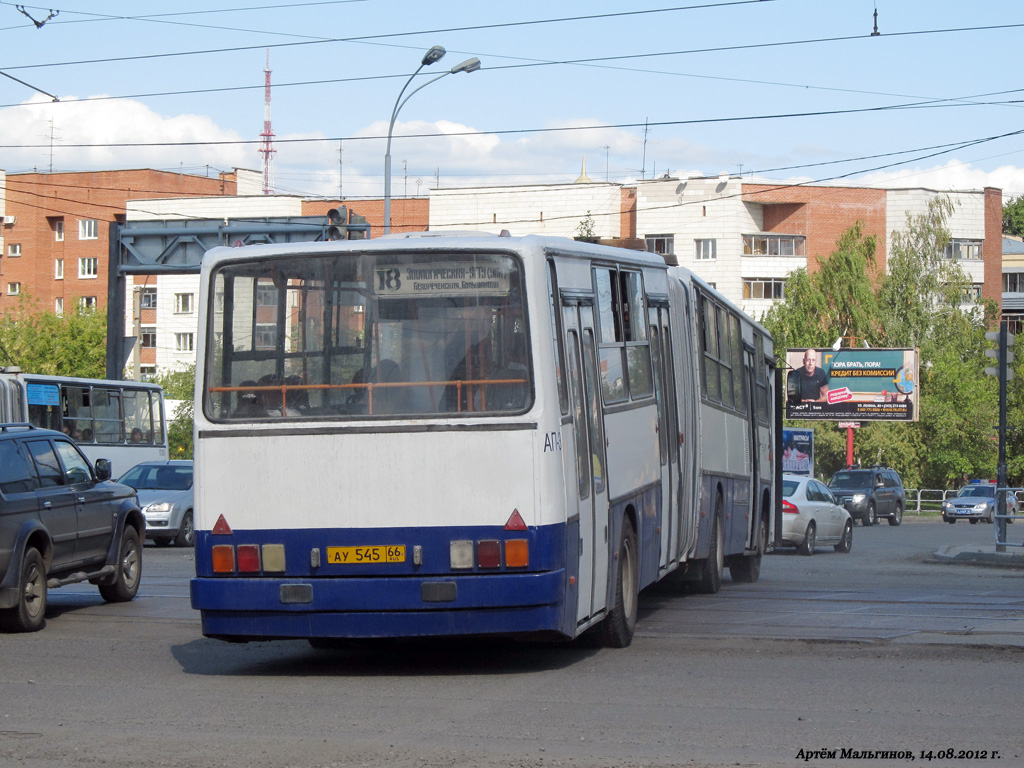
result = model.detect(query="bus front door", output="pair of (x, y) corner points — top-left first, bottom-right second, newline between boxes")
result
(562, 304), (610, 626)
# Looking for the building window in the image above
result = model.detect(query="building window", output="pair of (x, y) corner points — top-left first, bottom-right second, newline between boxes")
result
(79, 219), (99, 240)
(743, 234), (805, 257)
(963, 284), (983, 302)
(256, 283), (278, 307)
(139, 365), (157, 382)
(742, 278), (786, 300)
(79, 296), (97, 311)
(945, 239), (982, 261)
(7, 282), (21, 295)
(55, 259), (64, 280)
(256, 324), (278, 349)
(695, 239), (717, 260)
(7, 243), (21, 257)
(54, 219), (64, 242)
(175, 333), (194, 352)
(1005, 314), (1024, 336)
(140, 327), (157, 348)
(174, 293), (194, 314)
(140, 287), (157, 309)
(645, 235), (675, 256)
(55, 297), (63, 316)
(79, 257), (99, 278)
(1004, 272), (1024, 293)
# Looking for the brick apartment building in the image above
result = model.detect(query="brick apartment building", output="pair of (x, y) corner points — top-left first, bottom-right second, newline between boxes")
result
(0, 168), (241, 320)
(0, 166), (1008, 379)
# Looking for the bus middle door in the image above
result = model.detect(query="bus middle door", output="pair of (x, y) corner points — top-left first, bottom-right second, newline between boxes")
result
(562, 303), (610, 626)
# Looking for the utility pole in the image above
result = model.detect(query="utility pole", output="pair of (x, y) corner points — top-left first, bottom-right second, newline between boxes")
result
(132, 286), (142, 382)
(985, 321), (1015, 551)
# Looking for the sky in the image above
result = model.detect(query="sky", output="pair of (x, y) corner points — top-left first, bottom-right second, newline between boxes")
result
(2, 0), (1024, 202)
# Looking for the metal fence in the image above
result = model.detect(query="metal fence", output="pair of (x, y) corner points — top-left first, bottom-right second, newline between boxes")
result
(903, 488), (956, 515)
(905, 487), (1024, 550)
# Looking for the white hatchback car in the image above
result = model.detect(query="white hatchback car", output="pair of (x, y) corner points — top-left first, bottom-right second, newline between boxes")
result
(781, 473), (853, 556)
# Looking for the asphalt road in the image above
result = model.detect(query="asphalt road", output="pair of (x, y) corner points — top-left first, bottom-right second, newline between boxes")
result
(1, 517), (1022, 768)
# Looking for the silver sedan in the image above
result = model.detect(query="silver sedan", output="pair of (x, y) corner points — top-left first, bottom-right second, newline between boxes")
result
(780, 473), (853, 556)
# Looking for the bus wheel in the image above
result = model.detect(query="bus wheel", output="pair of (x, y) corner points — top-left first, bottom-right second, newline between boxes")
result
(693, 502), (724, 594)
(601, 518), (638, 648)
(730, 514), (765, 583)
(0, 547), (47, 632)
(99, 527), (142, 603)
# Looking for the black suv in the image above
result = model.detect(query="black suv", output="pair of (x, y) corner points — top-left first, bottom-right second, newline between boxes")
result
(0, 424), (144, 632)
(827, 466), (906, 527)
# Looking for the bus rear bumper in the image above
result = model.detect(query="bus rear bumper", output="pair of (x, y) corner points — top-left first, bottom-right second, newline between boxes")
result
(190, 570), (569, 641)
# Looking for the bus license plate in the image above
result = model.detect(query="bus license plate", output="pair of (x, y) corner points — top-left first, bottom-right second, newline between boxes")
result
(326, 546), (406, 564)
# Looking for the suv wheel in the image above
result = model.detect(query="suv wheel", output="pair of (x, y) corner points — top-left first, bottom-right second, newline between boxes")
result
(0, 547), (47, 633)
(864, 503), (876, 526)
(99, 527), (142, 603)
(888, 503), (903, 526)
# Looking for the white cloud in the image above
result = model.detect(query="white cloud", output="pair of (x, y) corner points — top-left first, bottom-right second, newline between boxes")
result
(0, 95), (250, 173)
(856, 159), (1024, 199)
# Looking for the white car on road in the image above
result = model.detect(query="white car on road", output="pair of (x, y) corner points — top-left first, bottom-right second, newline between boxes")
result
(780, 473), (853, 556)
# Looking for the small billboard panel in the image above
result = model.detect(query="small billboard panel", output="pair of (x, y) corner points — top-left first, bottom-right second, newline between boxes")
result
(785, 348), (919, 422)
(782, 428), (814, 475)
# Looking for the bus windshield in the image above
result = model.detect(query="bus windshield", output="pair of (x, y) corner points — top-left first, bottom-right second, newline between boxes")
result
(204, 249), (531, 420)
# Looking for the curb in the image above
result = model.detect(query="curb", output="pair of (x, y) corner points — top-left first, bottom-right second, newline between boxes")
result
(928, 544), (1024, 568)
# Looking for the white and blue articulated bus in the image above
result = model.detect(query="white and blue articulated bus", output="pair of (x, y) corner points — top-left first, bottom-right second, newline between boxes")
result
(190, 233), (776, 647)
(0, 369), (167, 478)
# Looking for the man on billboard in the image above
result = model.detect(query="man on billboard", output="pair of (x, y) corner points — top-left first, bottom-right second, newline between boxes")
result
(788, 348), (830, 403)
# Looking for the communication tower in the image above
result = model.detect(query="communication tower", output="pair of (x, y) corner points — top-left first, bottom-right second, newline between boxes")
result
(258, 49), (276, 195)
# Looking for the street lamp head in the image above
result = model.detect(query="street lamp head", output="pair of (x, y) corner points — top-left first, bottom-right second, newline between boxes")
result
(421, 45), (446, 66)
(451, 57), (481, 74)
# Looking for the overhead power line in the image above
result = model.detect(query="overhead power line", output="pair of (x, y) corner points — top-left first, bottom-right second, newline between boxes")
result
(2, 94), (1020, 152)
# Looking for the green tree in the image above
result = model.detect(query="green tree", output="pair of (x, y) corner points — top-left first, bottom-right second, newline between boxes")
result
(155, 365), (195, 459)
(0, 297), (107, 377)
(765, 207), (998, 489)
(1004, 194), (1024, 237)
(762, 220), (879, 352)
(877, 195), (971, 351)
(574, 211), (596, 240)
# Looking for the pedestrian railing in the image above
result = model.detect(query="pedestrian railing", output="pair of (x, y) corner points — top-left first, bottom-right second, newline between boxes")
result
(903, 488), (957, 515)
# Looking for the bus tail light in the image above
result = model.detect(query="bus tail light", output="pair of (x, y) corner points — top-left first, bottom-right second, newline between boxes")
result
(237, 545), (261, 572)
(262, 544), (286, 572)
(212, 545), (235, 573)
(505, 539), (529, 567)
(477, 540), (501, 568)
(450, 540), (474, 569)
(783, 500), (799, 515)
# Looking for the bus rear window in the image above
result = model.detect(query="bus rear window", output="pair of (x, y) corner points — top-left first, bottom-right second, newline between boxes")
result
(205, 250), (532, 421)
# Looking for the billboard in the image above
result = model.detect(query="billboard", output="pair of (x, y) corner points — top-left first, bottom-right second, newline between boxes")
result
(782, 428), (814, 475)
(785, 348), (919, 422)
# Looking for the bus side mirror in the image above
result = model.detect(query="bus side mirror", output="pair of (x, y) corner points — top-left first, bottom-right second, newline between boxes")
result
(94, 458), (112, 482)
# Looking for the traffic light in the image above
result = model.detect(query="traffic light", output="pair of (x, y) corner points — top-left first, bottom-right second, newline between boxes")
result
(346, 212), (368, 240)
(985, 328), (1015, 381)
(325, 207), (371, 240)
(326, 207), (348, 240)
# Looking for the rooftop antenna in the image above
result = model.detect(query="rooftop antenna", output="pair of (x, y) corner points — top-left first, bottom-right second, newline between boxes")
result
(641, 118), (649, 180)
(258, 49), (276, 195)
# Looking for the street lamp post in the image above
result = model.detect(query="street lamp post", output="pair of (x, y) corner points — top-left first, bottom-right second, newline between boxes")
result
(383, 46), (481, 235)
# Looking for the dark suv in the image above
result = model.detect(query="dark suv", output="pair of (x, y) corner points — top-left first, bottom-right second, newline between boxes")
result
(827, 466), (906, 527)
(0, 424), (144, 632)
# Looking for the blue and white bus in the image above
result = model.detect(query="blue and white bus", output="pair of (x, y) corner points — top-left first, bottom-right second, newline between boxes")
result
(190, 233), (776, 647)
(0, 369), (168, 478)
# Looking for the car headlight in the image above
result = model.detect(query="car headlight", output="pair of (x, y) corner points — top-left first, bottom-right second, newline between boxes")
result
(942, 501), (952, 509)
(974, 503), (990, 512)
(144, 502), (173, 514)
(851, 494), (866, 504)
